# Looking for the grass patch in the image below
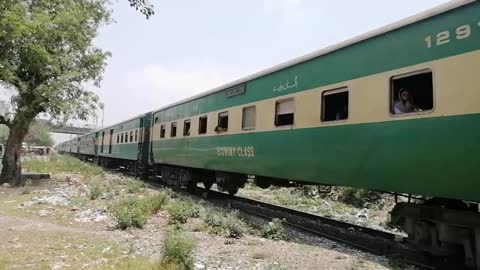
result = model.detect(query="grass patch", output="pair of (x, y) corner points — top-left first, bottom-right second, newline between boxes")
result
(164, 201), (200, 224)
(260, 218), (287, 241)
(109, 192), (170, 229)
(202, 210), (246, 238)
(162, 229), (196, 270)
(23, 155), (103, 177)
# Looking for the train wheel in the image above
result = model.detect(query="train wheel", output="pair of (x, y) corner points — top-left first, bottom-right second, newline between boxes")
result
(203, 180), (213, 190)
(228, 186), (239, 196)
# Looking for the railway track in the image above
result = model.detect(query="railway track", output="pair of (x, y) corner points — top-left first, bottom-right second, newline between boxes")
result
(186, 187), (467, 270)
(141, 177), (468, 269)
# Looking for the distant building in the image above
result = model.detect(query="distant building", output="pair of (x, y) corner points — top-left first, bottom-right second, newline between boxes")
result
(0, 100), (10, 143)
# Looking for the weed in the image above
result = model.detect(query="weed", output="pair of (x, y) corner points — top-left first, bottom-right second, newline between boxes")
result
(260, 218), (287, 241)
(202, 210), (246, 238)
(108, 192), (170, 229)
(89, 183), (102, 200)
(162, 230), (196, 270)
(109, 198), (148, 229)
(337, 187), (381, 208)
(165, 201), (200, 224)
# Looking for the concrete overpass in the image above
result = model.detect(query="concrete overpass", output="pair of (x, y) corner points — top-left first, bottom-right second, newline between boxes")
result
(36, 119), (95, 135)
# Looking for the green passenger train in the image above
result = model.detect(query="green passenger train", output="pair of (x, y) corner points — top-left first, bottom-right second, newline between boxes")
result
(56, 1), (480, 267)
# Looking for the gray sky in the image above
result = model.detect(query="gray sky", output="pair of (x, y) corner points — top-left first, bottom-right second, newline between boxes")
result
(47, 0), (449, 143)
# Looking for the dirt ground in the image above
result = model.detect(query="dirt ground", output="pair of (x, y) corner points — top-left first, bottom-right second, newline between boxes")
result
(0, 170), (404, 270)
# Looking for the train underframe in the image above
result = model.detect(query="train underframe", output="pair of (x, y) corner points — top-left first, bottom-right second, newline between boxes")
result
(59, 152), (480, 269)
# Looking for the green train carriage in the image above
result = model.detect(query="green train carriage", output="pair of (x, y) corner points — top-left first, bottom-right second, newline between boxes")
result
(148, 1), (480, 267)
(96, 112), (152, 172)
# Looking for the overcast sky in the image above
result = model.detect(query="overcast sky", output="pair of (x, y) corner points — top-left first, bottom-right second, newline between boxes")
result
(46, 0), (450, 143)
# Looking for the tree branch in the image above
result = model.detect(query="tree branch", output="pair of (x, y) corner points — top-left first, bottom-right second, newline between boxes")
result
(0, 115), (11, 128)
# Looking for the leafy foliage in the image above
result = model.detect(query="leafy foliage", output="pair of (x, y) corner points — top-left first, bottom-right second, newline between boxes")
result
(128, 0), (154, 19)
(0, 0), (112, 124)
(165, 201), (200, 224)
(23, 121), (53, 147)
(202, 210), (246, 238)
(260, 218), (287, 241)
(108, 192), (170, 229)
(162, 230), (196, 270)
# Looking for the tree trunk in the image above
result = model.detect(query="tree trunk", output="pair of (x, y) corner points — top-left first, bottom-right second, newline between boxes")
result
(0, 114), (32, 186)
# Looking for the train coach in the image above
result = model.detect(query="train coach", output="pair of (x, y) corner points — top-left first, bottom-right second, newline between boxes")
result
(57, 1), (480, 268)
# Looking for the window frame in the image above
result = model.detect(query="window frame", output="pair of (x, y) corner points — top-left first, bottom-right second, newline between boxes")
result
(242, 106), (256, 131)
(198, 116), (208, 135)
(135, 130), (138, 142)
(170, 122), (177, 138)
(274, 98), (295, 127)
(121, 133), (124, 143)
(183, 120), (191, 137)
(216, 111), (229, 132)
(321, 87), (350, 123)
(160, 124), (166, 138)
(389, 68), (435, 117)
(130, 131), (133, 142)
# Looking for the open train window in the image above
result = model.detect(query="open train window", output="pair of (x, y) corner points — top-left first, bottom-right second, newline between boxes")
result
(121, 133), (124, 143)
(171, 122), (177, 137)
(160, 125), (166, 138)
(199, 116), (207, 134)
(322, 88), (349, 122)
(130, 131), (133, 142)
(391, 69), (433, 115)
(117, 134), (119, 144)
(183, 120), (191, 136)
(242, 106), (256, 130)
(154, 117), (159, 124)
(275, 99), (294, 126)
(135, 130), (138, 142)
(216, 112), (228, 132)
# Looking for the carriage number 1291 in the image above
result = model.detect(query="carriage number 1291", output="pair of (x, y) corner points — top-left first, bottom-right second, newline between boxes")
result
(425, 24), (475, 48)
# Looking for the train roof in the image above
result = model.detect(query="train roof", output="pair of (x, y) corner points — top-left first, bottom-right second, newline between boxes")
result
(152, 0), (474, 114)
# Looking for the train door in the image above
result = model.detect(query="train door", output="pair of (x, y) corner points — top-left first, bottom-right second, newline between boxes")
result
(94, 132), (99, 155)
(101, 131), (105, 153)
(140, 114), (152, 163)
(108, 129), (113, 154)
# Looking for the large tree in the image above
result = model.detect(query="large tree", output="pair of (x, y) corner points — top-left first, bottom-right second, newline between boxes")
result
(0, 0), (112, 185)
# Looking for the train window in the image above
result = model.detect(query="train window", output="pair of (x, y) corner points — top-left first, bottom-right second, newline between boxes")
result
(216, 112), (228, 132)
(171, 122), (177, 137)
(242, 106), (256, 130)
(154, 117), (159, 124)
(321, 88), (349, 122)
(183, 120), (191, 136)
(199, 116), (207, 134)
(124, 132), (128, 143)
(130, 131), (133, 142)
(391, 69), (433, 115)
(160, 125), (166, 138)
(117, 134), (119, 144)
(275, 99), (294, 126)
(135, 130), (138, 142)
(121, 133), (124, 143)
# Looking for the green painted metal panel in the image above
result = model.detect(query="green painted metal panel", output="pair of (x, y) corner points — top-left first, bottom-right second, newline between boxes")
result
(99, 143), (139, 160)
(152, 114), (480, 202)
(154, 2), (480, 122)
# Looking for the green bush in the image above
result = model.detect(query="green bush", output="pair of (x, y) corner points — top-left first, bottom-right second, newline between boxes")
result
(165, 201), (200, 224)
(89, 183), (102, 200)
(337, 187), (381, 208)
(260, 218), (287, 241)
(162, 230), (196, 270)
(109, 198), (148, 229)
(109, 192), (170, 230)
(202, 210), (246, 238)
